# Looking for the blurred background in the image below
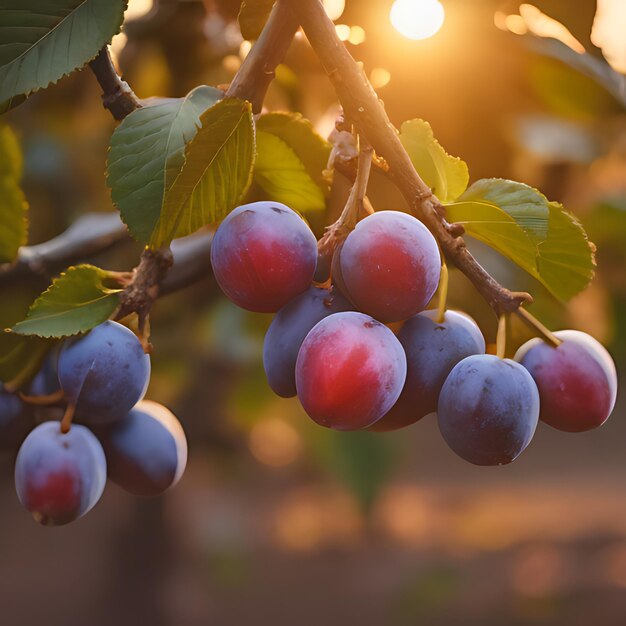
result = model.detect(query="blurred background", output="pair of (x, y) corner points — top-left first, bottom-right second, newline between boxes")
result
(2, 0), (626, 624)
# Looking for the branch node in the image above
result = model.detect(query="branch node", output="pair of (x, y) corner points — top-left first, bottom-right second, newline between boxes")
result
(88, 47), (141, 121)
(115, 248), (174, 342)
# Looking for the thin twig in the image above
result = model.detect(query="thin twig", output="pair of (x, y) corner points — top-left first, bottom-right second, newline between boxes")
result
(316, 139), (375, 276)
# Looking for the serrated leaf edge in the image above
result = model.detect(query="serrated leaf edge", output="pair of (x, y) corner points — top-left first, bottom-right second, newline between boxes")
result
(9, 265), (122, 338)
(0, 0), (128, 109)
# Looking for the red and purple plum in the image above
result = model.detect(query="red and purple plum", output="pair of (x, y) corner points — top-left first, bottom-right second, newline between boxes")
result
(438, 355), (539, 466)
(515, 330), (617, 432)
(210, 201), (318, 313)
(295, 311), (407, 430)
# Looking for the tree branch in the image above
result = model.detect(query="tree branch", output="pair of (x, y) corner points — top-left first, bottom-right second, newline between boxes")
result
(290, 0), (531, 315)
(89, 47), (143, 120)
(2, 3), (297, 323)
(94, 1), (296, 321)
(225, 0), (299, 112)
(0, 213), (128, 283)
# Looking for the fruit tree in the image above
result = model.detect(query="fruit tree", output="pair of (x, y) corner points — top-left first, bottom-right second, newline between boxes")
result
(0, 0), (618, 526)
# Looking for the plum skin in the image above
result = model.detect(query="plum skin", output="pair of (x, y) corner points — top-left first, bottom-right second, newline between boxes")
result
(14, 421), (107, 526)
(93, 400), (188, 497)
(210, 201), (318, 313)
(263, 286), (352, 398)
(437, 355), (540, 466)
(371, 310), (485, 432)
(58, 321), (151, 424)
(515, 330), (617, 432)
(295, 311), (407, 431)
(336, 211), (441, 323)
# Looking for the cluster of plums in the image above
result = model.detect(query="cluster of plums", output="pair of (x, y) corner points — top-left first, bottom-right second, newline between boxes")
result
(211, 201), (618, 465)
(1, 321), (187, 526)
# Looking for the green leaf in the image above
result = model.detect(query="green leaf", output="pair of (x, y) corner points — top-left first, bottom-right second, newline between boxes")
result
(538, 202), (597, 299)
(11, 265), (123, 338)
(153, 98), (255, 247)
(445, 200), (538, 274)
(257, 113), (331, 189)
(254, 131), (326, 212)
(530, 57), (622, 121)
(107, 86), (222, 243)
(0, 126), (27, 262)
(0, 0), (128, 111)
(458, 178), (549, 243)
(238, 0), (275, 40)
(399, 119), (469, 203)
(447, 179), (595, 300)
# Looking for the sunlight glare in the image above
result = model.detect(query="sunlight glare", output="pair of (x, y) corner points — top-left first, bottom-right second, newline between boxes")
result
(390, 0), (445, 41)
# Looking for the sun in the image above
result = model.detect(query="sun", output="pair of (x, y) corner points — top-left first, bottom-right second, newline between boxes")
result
(390, 0), (445, 41)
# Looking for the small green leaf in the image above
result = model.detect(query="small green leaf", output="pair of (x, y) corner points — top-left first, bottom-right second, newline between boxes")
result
(108, 86), (222, 243)
(447, 178), (595, 300)
(11, 265), (123, 338)
(238, 0), (275, 40)
(0, 126), (27, 262)
(153, 98), (255, 247)
(0, 0), (128, 111)
(254, 131), (326, 212)
(399, 119), (469, 203)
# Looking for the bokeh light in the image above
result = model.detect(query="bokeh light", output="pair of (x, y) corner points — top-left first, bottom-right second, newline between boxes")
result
(248, 417), (302, 467)
(389, 0), (445, 41)
(335, 24), (351, 42)
(370, 67), (391, 88)
(239, 40), (252, 60)
(348, 25), (366, 45)
(323, 0), (346, 21)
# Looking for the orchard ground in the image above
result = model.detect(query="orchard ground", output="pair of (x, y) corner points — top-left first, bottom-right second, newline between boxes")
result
(0, 381), (625, 625)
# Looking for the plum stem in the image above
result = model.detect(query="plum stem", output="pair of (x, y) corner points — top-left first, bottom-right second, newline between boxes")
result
(60, 403), (76, 434)
(316, 138), (374, 274)
(496, 313), (508, 359)
(436, 263), (449, 324)
(19, 389), (65, 406)
(514, 307), (563, 348)
(337, 138), (374, 230)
